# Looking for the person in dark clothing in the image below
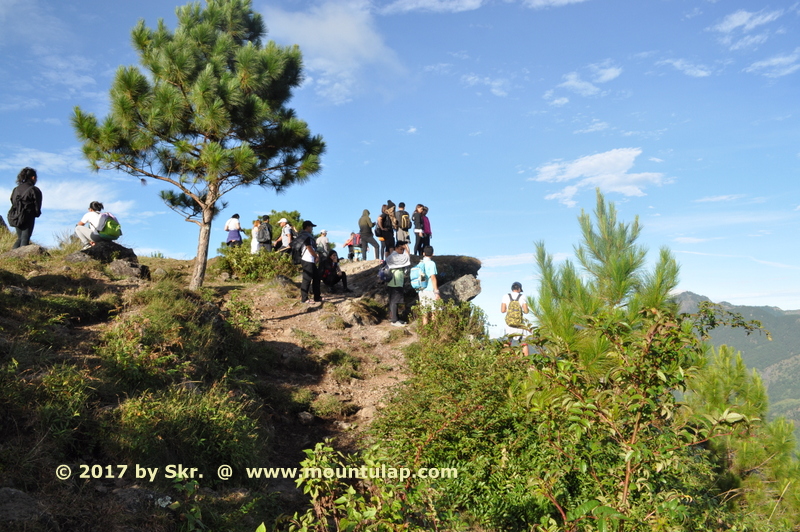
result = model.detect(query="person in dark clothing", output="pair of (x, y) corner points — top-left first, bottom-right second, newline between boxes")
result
(412, 203), (425, 257)
(358, 209), (380, 261)
(298, 220), (322, 304)
(8, 167), (43, 249)
(378, 203), (396, 259)
(258, 215), (273, 252)
(320, 251), (351, 292)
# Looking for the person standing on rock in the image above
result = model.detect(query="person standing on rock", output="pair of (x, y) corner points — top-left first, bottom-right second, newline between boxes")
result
(358, 209), (380, 261)
(298, 220), (322, 304)
(386, 240), (411, 326)
(418, 246), (440, 325)
(412, 204), (425, 257)
(395, 202), (411, 245)
(8, 167), (42, 249)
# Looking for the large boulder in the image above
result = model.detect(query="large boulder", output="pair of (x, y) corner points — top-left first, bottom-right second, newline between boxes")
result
(440, 274), (481, 302)
(65, 240), (137, 264)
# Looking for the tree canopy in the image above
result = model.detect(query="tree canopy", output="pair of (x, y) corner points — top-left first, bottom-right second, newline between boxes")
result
(72, 0), (324, 288)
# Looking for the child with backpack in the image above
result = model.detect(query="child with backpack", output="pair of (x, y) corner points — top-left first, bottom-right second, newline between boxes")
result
(75, 201), (123, 250)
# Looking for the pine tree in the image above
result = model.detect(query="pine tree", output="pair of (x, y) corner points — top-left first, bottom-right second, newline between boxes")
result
(72, 0), (324, 289)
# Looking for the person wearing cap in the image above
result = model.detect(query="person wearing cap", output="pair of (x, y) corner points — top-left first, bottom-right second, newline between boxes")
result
(298, 220), (322, 304)
(257, 215), (273, 252)
(274, 217), (294, 252)
(501, 281), (529, 356)
(316, 229), (330, 258)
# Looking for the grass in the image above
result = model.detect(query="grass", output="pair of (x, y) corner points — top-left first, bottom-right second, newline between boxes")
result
(311, 394), (357, 418)
(324, 349), (363, 384)
(292, 328), (325, 350)
(111, 383), (265, 485)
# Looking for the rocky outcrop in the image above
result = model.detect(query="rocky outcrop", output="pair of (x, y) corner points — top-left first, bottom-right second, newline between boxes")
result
(64, 241), (149, 279)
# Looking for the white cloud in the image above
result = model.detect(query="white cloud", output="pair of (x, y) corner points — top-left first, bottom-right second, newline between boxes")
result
(744, 48), (800, 78)
(381, 0), (483, 14)
(0, 146), (89, 175)
(558, 72), (599, 96)
(574, 119), (609, 134)
(673, 237), (717, 244)
(712, 9), (782, 34)
(589, 60), (622, 83)
(380, 0), (588, 12)
(523, 0), (590, 8)
(657, 59), (712, 77)
(693, 194), (745, 203)
(710, 9), (783, 51)
(261, 2), (404, 105)
(530, 147), (666, 207)
(399, 126), (418, 134)
(461, 73), (510, 96)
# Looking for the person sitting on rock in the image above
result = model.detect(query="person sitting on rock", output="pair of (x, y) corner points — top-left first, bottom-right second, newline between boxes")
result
(320, 250), (351, 293)
(74, 201), (108, 250)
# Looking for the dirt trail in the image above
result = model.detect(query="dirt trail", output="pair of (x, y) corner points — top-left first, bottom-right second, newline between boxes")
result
(230, 259), (416, 495)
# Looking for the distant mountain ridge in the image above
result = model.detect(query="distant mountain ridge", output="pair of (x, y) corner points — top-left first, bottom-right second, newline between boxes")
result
(673, 291), (800, 432)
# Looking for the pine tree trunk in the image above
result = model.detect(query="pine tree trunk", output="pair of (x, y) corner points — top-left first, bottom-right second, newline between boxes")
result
(189, 207), (214, 290)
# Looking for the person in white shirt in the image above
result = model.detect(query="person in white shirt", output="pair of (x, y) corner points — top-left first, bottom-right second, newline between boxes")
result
(224, 214), (242, 247)
(298, 220), (321, 304)
(75, 201), (105, 250)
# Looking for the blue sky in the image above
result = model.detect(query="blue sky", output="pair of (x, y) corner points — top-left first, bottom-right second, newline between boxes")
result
(1, 0), (799, 336)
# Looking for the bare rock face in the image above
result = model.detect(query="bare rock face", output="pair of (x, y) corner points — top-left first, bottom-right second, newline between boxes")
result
(1, 244), (50, 259)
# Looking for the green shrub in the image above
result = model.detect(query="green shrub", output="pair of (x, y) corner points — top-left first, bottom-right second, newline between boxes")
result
(112, 383), (264, 484)
(214, 245), (297, 282)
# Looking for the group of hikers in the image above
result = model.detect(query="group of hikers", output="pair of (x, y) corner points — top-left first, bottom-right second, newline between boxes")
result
(220, 200), (439, 327)
(7, 167), (526, 338)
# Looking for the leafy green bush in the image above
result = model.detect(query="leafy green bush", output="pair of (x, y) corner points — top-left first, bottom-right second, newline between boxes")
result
(215, 244), (297, 282)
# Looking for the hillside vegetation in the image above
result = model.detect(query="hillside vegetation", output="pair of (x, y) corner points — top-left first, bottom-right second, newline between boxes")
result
(676, 291), (800, 440)
(2, 192), (800, 531)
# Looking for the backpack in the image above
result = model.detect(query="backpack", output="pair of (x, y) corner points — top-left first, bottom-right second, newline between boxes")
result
(257, 223), (271, 243)
(399, 212), (411, 230)
(377, 263), (392, 283)
(409, 264), (428, 291)
(97, 213), (122, 240)
(505, 293), (525, 329)
(291, 232), (310, 265)
(6, 204), (21, 228)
